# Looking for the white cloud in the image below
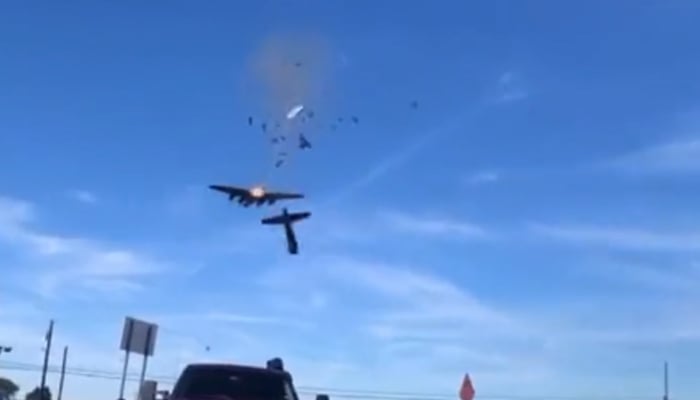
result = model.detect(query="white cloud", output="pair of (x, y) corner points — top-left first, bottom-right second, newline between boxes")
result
(498, 71), (515, 86)
(464, 170), (501, 185)
(588, 260), (700, 293)
(0, 195), (167, 298)
(325, 106), (487, 204)
(3, 248), (699, 399)
(66, 189), (98, 205)
(611, 138), (700, 174)
(264, 254), (527, 344)
(6, 193), (700, 399)
(378, 210), (489, 240)
(494, 71), (529, 104)
(530, 223), (700, 252)
(153, 311), (313, 331)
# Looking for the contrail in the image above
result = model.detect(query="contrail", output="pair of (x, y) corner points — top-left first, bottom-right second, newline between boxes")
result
(321, 103), (487, 206)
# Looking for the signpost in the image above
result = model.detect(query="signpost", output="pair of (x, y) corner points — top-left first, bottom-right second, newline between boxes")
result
(118, 317), (158, 400)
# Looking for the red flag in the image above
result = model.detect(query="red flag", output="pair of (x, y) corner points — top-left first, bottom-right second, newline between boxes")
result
(459, 373), (475, 400)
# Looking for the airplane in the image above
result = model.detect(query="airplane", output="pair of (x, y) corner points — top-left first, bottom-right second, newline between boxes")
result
(261, 208), (311, 254)
(299, 134), (311, 149)
(209, 185), (303, 207)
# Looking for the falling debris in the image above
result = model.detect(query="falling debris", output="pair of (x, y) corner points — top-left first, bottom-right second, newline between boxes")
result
(299, 134), (311, 149)
(351, 116), (359, 124)
(261, 122), (268, 132)
(410, 100), (419, 109)
(248, 116), (253, 126)
(287, 104), (305, 120)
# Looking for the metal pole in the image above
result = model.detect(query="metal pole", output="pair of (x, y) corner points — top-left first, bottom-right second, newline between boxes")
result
(138, 325), (154, 391)
(40, 320), (54, 400)
(57, 346), (68, 400)
(138, 355), (150, 397)
(663, 361), (669, 400)
(118, 320), (134, 400)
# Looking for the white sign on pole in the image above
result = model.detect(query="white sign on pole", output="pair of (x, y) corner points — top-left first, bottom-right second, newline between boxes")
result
(120, 317), (158, 357)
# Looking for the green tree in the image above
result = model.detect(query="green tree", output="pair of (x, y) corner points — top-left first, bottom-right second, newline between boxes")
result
(0, 377), (20, 398)
(24, 387), (50, 400)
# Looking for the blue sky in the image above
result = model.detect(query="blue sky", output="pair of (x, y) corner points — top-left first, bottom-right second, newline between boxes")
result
(2, 1), (700, 400)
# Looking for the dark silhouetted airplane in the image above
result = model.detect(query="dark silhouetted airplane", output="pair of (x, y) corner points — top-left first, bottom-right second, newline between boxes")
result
(209, 185), (303, 207)
(261, 208), (311, 254)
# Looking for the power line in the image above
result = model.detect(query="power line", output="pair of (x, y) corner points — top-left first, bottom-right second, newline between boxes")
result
(0, 360), (662, 400)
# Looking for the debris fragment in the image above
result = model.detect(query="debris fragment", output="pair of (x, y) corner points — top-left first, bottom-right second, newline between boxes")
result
(287, 104), (305, 120)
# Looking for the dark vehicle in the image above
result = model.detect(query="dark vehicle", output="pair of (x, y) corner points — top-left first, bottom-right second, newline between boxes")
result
(170, 364), (297, 400)
(166, 358), (327, 400)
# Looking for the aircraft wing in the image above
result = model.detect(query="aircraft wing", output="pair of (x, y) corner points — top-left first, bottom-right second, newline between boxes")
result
(287, 211), (311, 222)
(261, 215), (287, 225)
(263, 191), (304, 201)
(209, 185), (248, 198)
(261, 211), (311, 225)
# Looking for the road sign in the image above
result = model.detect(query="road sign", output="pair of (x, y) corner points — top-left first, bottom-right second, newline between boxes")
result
(120, 317), (158, 357)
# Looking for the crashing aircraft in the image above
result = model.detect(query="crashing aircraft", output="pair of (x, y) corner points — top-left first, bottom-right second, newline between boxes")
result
(209, 185), (303, 207)
(261, 207), (311, 255)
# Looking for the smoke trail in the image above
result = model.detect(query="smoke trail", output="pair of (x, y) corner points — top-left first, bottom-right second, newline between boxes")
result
(249, 32), (333, 117)
(245, 32), (335, 185)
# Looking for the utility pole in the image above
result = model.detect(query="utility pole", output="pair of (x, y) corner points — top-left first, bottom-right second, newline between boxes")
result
(57, 346), (68, 400)
(663, 361), (669, 400)
(40, 319), (54, 400)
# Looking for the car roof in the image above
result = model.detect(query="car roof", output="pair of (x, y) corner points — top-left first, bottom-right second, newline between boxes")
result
(183, 363), (289, 377)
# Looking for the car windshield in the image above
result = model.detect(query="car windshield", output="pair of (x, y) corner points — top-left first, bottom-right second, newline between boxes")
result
(176, 367), (295, 400)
